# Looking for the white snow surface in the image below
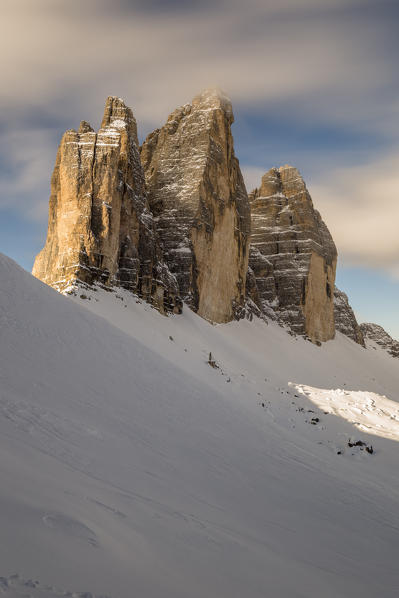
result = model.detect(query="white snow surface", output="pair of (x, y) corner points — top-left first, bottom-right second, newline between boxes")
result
(1, 252), (399, 597)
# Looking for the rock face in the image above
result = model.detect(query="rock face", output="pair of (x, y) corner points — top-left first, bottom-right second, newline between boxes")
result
(33, 97), (180, 313)
(360, 323), (399, 358)
(34, 91), (350, 343)
(334, 288), (365, 346)
(141, 89), (251, 323)
(249, 166), (337, 343)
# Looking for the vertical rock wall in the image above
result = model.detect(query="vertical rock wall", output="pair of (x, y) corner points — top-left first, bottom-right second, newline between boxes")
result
(33, 97), (180, 313)
(249, 166), (337, 342)
(141, 90), (251, 323)
(360, 323), (399, 357)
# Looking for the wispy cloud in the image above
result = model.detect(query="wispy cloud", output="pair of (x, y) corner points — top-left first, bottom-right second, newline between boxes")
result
(309, 153), (399, 279)
(1, 0), (397, 131)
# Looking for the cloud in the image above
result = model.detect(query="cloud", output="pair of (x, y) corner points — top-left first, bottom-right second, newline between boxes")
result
(1, 0), (397, 135)
(308, 153), (399, 279)
(0, 128), (57, 221)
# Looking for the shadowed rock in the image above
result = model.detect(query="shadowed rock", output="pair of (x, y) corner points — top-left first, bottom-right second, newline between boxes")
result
(334, 288), (365, 346)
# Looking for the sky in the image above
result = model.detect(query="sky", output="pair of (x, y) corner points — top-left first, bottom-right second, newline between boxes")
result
(0, 0), (398, 337)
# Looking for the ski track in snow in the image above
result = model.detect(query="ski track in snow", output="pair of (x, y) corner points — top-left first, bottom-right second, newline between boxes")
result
(1, 253), (399, 598)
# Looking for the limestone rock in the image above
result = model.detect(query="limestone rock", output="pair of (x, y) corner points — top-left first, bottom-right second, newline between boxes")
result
(141, 89), (251, 323)
(360, 323), (399, 358)
(33, 97), (181, 313)
(249, 166), (337, 342)
(334, 288), (365, 346)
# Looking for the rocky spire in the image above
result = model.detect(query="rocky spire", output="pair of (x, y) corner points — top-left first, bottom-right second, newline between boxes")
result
(140, 89), (251, 323)
(334, 288), (365, 346)
(249, 166), (337, 343)
(33, 97), (181, 314)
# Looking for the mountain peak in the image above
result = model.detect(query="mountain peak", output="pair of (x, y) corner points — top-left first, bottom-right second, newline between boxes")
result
(101, 95), (137, 137)
(191, 88), (233, 120)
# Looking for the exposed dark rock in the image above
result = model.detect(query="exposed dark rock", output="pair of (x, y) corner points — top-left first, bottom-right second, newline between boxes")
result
(334, 288), (365, 346)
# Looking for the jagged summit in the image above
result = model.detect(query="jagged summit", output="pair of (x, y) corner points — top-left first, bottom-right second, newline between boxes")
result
(277, 165), (308, 197)
(191, 88), (233, 120)
(78, 120), (94, 134)
(256, 166), (308, 199)
(100, 95), (138, 136)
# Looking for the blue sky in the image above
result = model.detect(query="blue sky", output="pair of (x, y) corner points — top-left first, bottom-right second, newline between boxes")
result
(1, 0), (398, 337)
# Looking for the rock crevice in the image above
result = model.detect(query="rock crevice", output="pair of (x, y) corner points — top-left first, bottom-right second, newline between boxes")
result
(360, 323), (399, 357)
(34, 92), (356, 343)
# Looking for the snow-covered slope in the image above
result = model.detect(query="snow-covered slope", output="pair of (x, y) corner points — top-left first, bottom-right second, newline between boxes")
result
(1, 252), (399, 598)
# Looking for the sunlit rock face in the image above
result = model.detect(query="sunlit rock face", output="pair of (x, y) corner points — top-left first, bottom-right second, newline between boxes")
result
(334, 288), (365, 346)
(360, 323), (399, 358)
(33, 97), (180, 314)
(33, 91), (343, 338)
(141, 89), (251, 323)
(249, 166), (337, 343)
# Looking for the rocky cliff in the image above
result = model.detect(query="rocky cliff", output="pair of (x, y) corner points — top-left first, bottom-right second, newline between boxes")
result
(334, 288), (365, 346)
(140, 89), (251, 323)
(34, 91), (349, 342)
(360, 323), (399, 358)
(33, 97), (180, 314)
(248, 166), (337, 343)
